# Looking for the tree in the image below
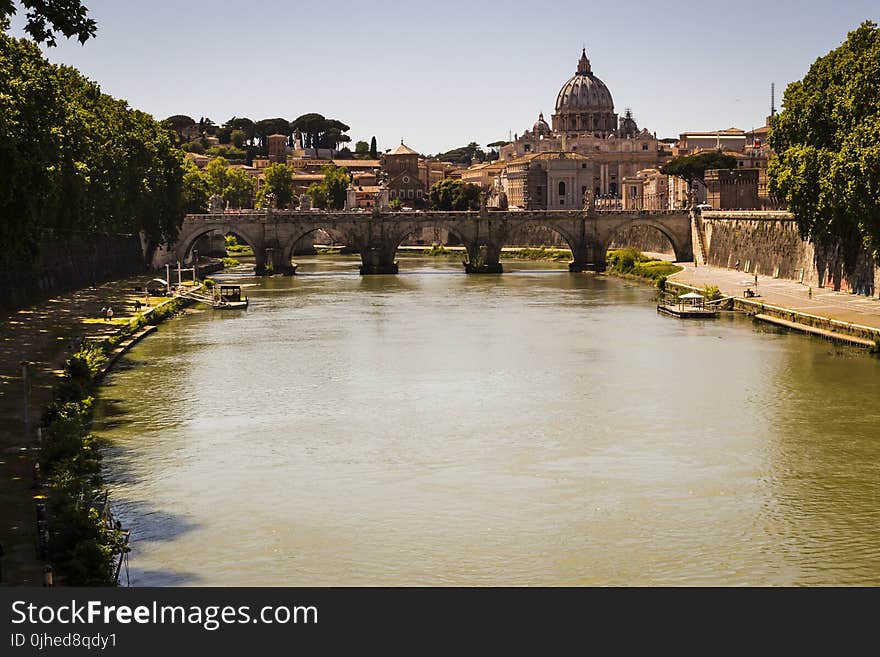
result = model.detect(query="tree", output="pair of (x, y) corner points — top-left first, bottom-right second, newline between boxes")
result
(768, 20), (880, 258)
(305, 165), (349, 210)
(322, 164), (349, 209)
(1, 0), (97, 46)
(370, 136), (377, 159)
(202, 157), (254, 208)
(224, 168), (255, 208)
(230, 129), (245, 149)
(181, 159), (209, 213)
(224, 117), (256, 145)
(0, 31), (185, 264)
(290, 113), (351, 150)
(306, 182), (329, 209)
(355, 140), (370, 158)
(290, 113), (325, 148)
(428, 179), (481, 211)
(660, 151), (738, 182)
(435, 142), (485, 164)
(254, 117), (289, 151)
(257, 163), (293, 208)
(163, 115), (196, 143)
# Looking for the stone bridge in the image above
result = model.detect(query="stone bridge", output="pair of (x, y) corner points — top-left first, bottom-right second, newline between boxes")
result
(168, 208), (694, 275)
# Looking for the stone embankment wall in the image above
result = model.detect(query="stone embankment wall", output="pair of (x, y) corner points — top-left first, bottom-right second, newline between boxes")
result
(607, 226), (675, 255)
(0, 234), (146, 312)
(701, 212), (880, 298)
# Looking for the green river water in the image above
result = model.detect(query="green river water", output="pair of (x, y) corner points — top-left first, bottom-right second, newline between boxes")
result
(93, 256), (880, 585)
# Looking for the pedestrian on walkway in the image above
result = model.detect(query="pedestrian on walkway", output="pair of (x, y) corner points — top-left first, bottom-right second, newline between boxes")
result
(106, 306), (113, 322)
(808, 287), (812, 298)
(100, 306), (107, 319)
(754, 273), (758, 286)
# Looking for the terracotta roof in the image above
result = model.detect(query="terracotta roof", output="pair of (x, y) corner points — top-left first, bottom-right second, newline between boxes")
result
(330, 159), (381, 167)
(387, 142), (420, 156)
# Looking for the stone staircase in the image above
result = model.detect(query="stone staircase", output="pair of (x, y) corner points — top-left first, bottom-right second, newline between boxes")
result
(691, 211), (709, 265)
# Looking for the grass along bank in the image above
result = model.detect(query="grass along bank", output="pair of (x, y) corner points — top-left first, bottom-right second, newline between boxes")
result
(37, 293), (189, 585)
(605, 249), (683, 287)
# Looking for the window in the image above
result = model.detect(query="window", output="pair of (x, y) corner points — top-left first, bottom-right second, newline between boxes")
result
(558, 181), (566, 196)
(642, 143), (649, 150)
(630, 186), (637, 197)
(416, 189), (422, 198)
(408, 189), (414, 199)
(560, 198), (565, 205)
(581, 163), (587, 168)
(536, 186), (543, 198)
(390, 190), (396, 198)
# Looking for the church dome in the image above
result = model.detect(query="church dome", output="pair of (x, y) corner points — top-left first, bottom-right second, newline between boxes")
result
(532, 112), (551, 137)
(555, 49), (614, 113)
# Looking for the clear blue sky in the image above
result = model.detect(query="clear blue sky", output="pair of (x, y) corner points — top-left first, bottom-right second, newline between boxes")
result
(9, 0), (879, 154)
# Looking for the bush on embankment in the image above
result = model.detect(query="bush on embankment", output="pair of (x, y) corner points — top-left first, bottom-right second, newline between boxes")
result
(40, 343), (124, 585)
(39, 296), (187, 585)
(606, 248), (682, 285)
(500, 247), (571, 262)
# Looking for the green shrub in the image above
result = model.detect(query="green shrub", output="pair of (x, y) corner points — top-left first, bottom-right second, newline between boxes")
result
(222, 257), (239, 267)
(702, 285), (722, 301)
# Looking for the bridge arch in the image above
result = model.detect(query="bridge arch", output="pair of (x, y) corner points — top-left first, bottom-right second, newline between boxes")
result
(600, 217), (692, 263)
(504, 219), (588, 269)
(177, 223), (262, 261)
(281, 225), (349, 265)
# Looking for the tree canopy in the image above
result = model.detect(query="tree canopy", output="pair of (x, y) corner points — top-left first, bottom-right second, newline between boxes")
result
(768, 20), (880, 258)
(291, 113), (351, 150)
(0, 32), (185, 261)
(257, 163), (294, 209)
(660, 151), (738, 182)
(429, 179), (481, 211)
(435, 142), (488, 164)
(1, 0), (97, 46)
(306, 164), (349, 210)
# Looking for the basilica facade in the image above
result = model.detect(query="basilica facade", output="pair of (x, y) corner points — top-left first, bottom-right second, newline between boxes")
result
(499, 49), (672, 202)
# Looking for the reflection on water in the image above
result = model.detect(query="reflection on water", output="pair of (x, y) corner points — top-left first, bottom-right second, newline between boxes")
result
(93, 256), (880, 585)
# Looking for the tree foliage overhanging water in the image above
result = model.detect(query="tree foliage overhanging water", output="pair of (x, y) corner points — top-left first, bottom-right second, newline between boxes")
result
(769, 20), (880, 262)
(0, 32), (185, 265)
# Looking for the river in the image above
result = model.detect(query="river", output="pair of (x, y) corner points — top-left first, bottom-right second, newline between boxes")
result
(93, 255), (880, 586)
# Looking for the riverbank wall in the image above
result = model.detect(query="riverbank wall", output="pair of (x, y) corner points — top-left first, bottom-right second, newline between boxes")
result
(699, 211), (880, 298)
(0, 234), (148, 312)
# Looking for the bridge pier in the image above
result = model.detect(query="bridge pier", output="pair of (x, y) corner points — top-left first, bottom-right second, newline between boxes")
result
(462, 243), (503, 274)
(566, 241), (607, 272)
(359, 247), (399, 275)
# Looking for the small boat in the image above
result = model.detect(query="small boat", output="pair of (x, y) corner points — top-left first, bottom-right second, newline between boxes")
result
(657, 291), (719, 318)
(214, 285), (249, 309)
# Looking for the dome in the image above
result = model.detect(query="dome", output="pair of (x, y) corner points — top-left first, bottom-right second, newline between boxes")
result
(532, 112), (551, 137)
(555, 50), (614, 113)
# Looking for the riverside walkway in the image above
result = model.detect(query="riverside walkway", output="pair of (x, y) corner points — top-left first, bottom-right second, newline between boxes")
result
(0, 278), (165, 585)
(670, 263), (880, 333)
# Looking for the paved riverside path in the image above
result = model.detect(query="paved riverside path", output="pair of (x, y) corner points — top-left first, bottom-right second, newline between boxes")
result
(0, 277), (166, 585)
(671, 262), (880, 331)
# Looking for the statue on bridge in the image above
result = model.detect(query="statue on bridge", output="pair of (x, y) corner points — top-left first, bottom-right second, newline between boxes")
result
(208, 194), (224, 214)
(583, 188), (595, 212)
(299, 193), (311, 211)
